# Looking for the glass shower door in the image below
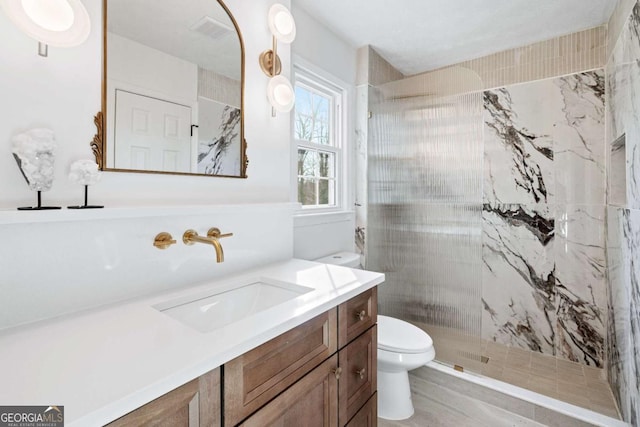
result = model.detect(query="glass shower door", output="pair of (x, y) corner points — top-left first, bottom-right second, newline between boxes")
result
(367, 71), (485, 373)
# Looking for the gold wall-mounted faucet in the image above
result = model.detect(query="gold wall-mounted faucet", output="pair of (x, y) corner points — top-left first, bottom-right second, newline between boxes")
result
(183, 228), (233, 262)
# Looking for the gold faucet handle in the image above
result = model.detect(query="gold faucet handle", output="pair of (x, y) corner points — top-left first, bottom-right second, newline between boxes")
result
(207, 227), (233, 239)
(182, 229), (199, 245)
(154, 232), (177, 250)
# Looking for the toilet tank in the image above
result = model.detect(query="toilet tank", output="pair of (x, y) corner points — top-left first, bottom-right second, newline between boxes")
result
(314, 251), (361, 268)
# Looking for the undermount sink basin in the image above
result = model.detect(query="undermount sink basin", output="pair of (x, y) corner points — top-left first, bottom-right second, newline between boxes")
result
(154, 279), (314, 333)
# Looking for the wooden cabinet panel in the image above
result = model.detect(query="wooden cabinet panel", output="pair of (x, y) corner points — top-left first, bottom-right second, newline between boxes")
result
(238, 355), (339, 427)
(345, 393), (377, 427)
(338, 288), (377, 349)
(224, 310), (338, 426)
(338, 325), (377, 426)
(107, 368), (220, 427)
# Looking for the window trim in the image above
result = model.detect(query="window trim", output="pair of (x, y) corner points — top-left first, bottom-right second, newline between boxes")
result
(292, 59), (351, 215)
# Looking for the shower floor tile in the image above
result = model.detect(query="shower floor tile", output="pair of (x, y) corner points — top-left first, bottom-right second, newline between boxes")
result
(480, 341), (620, 419)
(410, 323), (620, 419)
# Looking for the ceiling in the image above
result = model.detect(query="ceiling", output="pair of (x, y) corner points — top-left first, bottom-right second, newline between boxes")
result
(292, 0), (617, 76)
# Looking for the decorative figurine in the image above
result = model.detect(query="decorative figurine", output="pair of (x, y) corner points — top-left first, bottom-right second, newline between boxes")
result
(12, 128), (61, 210)
(67, 159), (104, 209)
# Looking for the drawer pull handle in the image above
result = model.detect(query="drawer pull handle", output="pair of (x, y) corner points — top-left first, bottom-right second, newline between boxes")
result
(355, 310), (366, 321)
(355, 368), (366, 379)
(333, 367), (343, 380)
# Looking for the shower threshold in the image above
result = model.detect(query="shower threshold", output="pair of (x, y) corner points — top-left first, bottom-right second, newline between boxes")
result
(407, 361), (628, 427)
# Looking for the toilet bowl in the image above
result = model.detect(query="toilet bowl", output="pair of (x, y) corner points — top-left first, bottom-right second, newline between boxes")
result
(377, 315), (435, 420)
(314, 252), (436, 421)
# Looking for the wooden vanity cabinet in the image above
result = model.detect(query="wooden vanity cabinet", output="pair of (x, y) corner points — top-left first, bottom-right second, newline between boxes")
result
(238, 355), (339, 426)
(105, 287), (377, 427)
(227, 286), (378, 427)
(338, 287), (377, 348)
(106, 368), (220, 427)
(338, 326), (377, 426)
(224, 310), (338, 426)
(345, 393), (377, 427)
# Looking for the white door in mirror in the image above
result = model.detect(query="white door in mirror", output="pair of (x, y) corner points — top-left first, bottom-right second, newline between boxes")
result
(114, 90), (193, 172)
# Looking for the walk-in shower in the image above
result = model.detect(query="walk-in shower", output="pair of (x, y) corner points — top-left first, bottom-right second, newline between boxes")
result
(362, 62), (620, 420)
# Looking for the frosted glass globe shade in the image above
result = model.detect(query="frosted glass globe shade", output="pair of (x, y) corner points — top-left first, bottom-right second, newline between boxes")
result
(267, 76), (295, 112)
(268, 4), (296, 43)
(21, 0), (74, 31)
(1, 0), (90, 47)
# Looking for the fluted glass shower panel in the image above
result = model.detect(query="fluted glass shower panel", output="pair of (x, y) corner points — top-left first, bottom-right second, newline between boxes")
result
(367, 71), (485, 372)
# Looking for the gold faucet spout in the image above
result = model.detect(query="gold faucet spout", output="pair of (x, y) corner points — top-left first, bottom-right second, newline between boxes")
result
(183, 230), (225, 262)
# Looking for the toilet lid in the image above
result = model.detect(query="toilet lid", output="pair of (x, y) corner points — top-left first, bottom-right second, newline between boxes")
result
(378, 315), (433, 354)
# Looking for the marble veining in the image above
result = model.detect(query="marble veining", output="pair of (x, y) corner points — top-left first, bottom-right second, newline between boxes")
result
(607, 3), (640, 423)
(623, 209), (640, 424)
(483, 203), (554, 245)
(484, 88), (553, 205)
(355, 85), (369, 261)
(197, 105), (241, 175)
(606, 207), (626, 415)
(555, 206), (606, 366)
(482, 70), (606, 365)
(554, 72), (605, 205)
(606, 58), (640, 210)
(482, 203), (556, 353)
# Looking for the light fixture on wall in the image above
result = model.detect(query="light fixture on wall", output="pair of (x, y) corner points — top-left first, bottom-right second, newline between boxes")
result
(0, 0), (91, 57)
(259, 4), (296, 116)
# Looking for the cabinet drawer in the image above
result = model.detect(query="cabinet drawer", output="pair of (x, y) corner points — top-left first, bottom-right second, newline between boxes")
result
(238, 354), (339, 427)
(346, 393), (377, 427)
(224, 309), (338, 426)
(339, 325), (377, 426)
(338, 287), (377, 348)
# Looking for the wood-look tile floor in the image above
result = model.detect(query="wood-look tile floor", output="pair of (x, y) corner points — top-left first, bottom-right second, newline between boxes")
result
(480, 341), (620, 419)
(378, 374), (546, 427)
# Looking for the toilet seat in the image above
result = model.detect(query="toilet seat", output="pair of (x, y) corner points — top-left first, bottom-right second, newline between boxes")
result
(378, 315), (433, 354)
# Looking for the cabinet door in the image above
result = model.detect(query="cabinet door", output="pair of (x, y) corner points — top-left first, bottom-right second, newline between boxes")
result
(339, 325), (377, 426)
(338, 287), (377, 349)
(238, 355), (339, 427)
(224, 310), (338, 426)
(107, 368), (220, 427)
(346, 393), (377, 427)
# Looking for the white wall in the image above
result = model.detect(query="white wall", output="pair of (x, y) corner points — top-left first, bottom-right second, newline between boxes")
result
(0, 0), (291, 209)
(291, 4), (357, 85)
(290, 3), (358, 260)
(107, 32), (198, 106)
(0, 204), (295, 330)
(293, 212), (355, 260)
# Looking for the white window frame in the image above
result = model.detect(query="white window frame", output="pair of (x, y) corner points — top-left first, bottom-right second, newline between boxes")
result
(292, 61), (350, 214)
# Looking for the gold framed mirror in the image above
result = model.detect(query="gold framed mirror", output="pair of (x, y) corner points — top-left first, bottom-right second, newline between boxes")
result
(92, 0), (247, 178)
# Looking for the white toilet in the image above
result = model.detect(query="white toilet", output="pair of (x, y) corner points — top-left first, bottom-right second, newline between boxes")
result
(314, 252), (436, 420)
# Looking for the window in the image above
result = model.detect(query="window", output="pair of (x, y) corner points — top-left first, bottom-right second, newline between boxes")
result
(294, 67), (345, 210)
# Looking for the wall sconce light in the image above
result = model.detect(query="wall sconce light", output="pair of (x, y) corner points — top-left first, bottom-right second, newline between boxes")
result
(0, 0), (91, 57)
(259, 4), (296, 116)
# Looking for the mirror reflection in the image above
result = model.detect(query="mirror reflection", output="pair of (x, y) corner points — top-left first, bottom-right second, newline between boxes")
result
(104, 0), (245, 177)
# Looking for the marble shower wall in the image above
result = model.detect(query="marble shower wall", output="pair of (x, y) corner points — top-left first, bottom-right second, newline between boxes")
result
(482, 70), (607, 367)
(606, 1), (640, 422)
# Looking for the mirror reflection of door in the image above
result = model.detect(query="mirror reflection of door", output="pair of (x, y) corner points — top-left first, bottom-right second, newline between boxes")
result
(114, 90), (192, 172)
(105, 0), (243, 176)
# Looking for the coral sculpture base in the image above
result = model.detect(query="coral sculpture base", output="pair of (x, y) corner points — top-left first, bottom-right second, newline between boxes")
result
(17, 191), (60, 210)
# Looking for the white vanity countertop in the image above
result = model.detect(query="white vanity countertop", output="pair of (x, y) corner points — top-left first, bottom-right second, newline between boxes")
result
(0, 259), (384, 426)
